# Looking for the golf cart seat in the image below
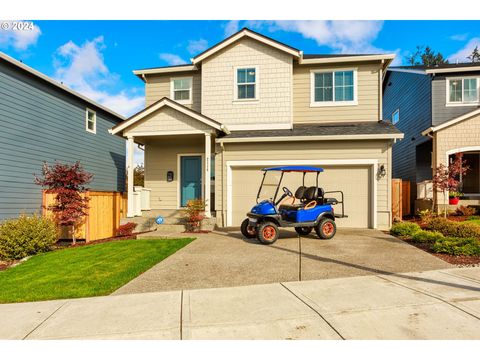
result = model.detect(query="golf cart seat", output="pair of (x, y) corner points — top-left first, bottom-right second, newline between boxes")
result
(316, 187), (339, 205)
(278, 186), (308, 210)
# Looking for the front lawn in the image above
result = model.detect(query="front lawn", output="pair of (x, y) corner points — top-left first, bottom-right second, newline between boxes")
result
(0, 238), (194, 303)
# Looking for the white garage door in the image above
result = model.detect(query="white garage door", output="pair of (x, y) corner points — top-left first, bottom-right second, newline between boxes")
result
(231, 165), (372, 228)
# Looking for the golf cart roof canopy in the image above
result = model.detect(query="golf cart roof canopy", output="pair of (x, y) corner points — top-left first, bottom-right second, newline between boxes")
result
(262, 166), (324, 173)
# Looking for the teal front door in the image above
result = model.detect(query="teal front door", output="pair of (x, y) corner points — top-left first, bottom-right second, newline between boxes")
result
(180, 156), (202, 207)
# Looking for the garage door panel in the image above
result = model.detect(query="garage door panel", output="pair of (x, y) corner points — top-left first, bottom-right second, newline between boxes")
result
(231, 165), (371, 228)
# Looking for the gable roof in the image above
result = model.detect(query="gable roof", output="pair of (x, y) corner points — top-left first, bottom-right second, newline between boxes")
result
(110, 97), (229, 135)
(422, 108), (480, 136)
(191, 27), (301, 64)
(0, 51), (125, 121)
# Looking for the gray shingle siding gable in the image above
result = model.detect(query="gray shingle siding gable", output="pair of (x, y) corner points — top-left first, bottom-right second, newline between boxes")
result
(431, 73), (480, 126)
(383, 70), (432, 184)
(0, 60), (125, 220)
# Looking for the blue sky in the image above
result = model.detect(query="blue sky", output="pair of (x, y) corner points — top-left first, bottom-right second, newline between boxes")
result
(1, 20), (479, 119)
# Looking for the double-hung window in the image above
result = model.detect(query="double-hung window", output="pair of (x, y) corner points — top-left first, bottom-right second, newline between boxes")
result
(86, 108), (96, 134)
(235, 67), (257, 100)
(311, 69), (357, 106)
(392, 109), (400, 125)
(447, 77), (479, 105)
(171, 77), (193, 104)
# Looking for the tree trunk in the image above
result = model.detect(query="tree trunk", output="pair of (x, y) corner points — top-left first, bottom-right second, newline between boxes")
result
(72, 224), (76, 245)
(443, 191), (447, 218)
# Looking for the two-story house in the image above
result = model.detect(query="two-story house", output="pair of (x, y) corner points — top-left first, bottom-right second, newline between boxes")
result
(0, 52), (126, 220)
(383, 62), (480, 210)
(111, 28), (403, 230)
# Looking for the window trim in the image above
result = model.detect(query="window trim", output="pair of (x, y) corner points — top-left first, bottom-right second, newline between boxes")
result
(86, 108), (96, 134)
(392, 109), (400, 125)
(233, 65), (259, 102)
(170, 76), (193, 105)
(446, 76), (480, 107)
(310, 68), (358, 107)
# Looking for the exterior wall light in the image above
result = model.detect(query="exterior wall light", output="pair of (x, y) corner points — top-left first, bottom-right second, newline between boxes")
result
(378, 164), (387, 178)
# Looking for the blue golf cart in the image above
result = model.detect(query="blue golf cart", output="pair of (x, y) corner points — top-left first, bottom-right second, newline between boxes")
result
(240, 166), (347, 244)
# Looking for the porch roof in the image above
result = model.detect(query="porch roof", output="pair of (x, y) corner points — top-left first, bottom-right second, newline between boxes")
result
(422, 108), (480, 136)
(109, 97), (229, 136)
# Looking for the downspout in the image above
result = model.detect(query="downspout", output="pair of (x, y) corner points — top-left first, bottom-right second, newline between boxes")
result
(220, 141), (227, 227)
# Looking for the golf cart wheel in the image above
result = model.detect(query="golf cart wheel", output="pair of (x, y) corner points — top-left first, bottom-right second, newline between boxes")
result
(241, 218), (257, 239)
(315, 218), (336, 240)
(257, 222), (279, 245)
(295, 227), (313, 236)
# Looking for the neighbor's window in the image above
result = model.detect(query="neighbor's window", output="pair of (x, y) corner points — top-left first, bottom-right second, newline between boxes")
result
(392, 109), (400, 125)
(86, 109), (96, 133)
(448, 78), (479, 104)
(171, 77), (192, 104)
(312, 70), (356, 105)
(236, 67), (257, 100)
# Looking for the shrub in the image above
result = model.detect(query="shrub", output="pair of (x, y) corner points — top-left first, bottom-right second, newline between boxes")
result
(456, 205), (476, 217)
(390, 221), (421, 237)
(426, 217), (480, 238)
(117, 222), (138, 236)
(433, 237), (480, 256)
(411, 230), (444, 244)
(0, 214), (58, 260)
(183, 199), (205, 232)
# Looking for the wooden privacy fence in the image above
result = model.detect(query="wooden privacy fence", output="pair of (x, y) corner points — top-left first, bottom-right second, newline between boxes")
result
(392, 179), (411, 220)
(43, 191), (127, 242)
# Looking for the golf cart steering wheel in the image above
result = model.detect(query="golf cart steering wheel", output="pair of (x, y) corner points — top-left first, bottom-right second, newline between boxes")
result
(282, 187), (293, 197)
(275, 186), (294, 206)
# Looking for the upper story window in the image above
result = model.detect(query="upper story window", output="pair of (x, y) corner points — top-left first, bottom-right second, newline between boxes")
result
(311, 69), (357, 107)
(392, 109), (400, 125)
(171, 77), (192, 105)
(86, 108), (96, 134)
(235, 67), (258, 101)
(447, 77), (479, 105)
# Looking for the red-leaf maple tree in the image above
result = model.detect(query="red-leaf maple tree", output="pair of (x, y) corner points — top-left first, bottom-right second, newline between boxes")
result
(432, 153), (469, 217)
(35, 161), (93, 244)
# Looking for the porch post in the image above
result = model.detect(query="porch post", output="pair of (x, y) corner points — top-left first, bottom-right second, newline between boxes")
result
(127, 136), (135, 217)
(204, 132), (212, 218)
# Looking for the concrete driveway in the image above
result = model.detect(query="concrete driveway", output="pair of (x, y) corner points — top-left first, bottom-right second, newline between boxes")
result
(114, 228), (451, 295)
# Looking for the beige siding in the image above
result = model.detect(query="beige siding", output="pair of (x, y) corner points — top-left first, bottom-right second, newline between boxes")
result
(201, 37), (292, 128)
(144, 135), (204, 209)
(124, 106), (211, 136)
(433, 113), (480, 205)
(293, 62), (381, 123)
(434, 113), (480, 167)
(145, 71), (201, 112)
(215, 140), (392, 230)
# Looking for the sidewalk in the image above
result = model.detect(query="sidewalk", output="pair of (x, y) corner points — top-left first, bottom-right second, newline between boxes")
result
(1, 267), (479, 340)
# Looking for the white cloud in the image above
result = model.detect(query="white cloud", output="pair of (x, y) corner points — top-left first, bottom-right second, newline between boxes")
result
(54, 36), (143, 117)
(450, 33), (469, 41)
(187, 39), (208, 55)
(0, 20), (41, 50)
(448, 37), (480, 63)
(253, 20), (386, 54)
(159, 52), (186, 65)
(224, 20), (240, 37)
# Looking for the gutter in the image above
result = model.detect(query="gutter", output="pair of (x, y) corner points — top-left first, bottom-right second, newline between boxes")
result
(216, 133), (404, 144)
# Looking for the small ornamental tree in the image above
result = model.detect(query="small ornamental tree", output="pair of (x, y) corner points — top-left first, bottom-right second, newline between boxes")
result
(432, 153), (468, 217)
(35, 161), (93, 244)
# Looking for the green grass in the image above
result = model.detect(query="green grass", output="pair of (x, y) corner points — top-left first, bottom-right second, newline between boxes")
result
(0, 238), (194, 303)
(465, 218), (480, 226)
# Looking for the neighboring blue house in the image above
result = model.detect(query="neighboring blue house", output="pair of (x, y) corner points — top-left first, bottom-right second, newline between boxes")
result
(383, 62), (480, 211)
(0, 52), (126, 220)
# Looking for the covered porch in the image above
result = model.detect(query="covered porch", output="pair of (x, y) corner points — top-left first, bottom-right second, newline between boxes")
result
(110, 97), (228, 220)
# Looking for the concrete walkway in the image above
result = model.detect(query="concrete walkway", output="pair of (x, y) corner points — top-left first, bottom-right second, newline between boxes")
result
(2, 267), (479, 339)
(115, 228), (451, 294)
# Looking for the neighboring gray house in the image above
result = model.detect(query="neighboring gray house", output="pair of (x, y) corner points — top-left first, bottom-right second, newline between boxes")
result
(0, 52), (126, 220)
(383, 62), (480, 208)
